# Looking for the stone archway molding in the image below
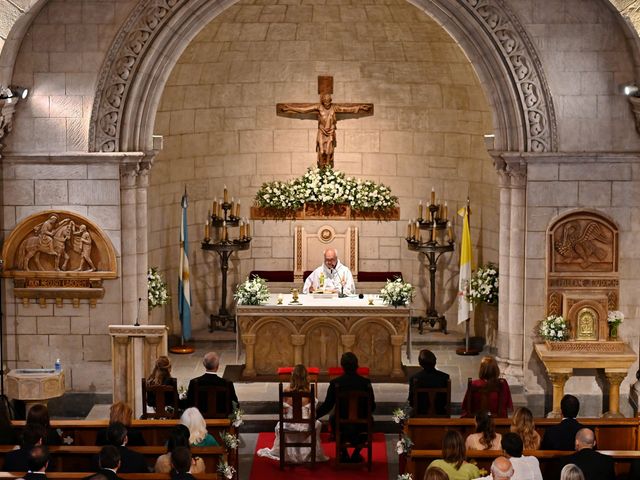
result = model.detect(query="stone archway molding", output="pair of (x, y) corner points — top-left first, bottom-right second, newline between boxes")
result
(89, 0), (558, 154)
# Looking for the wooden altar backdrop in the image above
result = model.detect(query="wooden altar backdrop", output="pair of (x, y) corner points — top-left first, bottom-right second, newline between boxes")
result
(237, 294), (409, 378)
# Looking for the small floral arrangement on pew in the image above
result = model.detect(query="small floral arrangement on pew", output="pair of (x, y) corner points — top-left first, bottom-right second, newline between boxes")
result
(392, 405), (410, 424)
(398, 473), (414, 480)
(147, 267), (169, 310)
(396, 434), (414, 455)
(234, 275), (270, 305)
(539, 314), (568, 341)
(468, 262), (499, 305)
(229, 401), (244, 427)
(221, 431), (239, 449)
(217, 460), (236, 479)
(380, 278), (414, 307)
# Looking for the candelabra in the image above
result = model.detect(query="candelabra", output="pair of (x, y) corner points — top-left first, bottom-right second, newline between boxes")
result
(406, 188), (455, 334)
(202, 186), (251, 332)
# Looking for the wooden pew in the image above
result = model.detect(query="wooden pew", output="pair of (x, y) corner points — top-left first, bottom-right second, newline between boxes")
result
(405, 449), (640, 480)
(0, 445), (226, 473)
(0, 474), (220, 479)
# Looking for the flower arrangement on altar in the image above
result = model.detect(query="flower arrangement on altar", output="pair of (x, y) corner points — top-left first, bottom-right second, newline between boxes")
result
(380, 278), (414, 307)
(234, 276), (270, 305)
(217, 460), (235, 479)
(608, 310), (624, 339)
(396, 434), (414, 454)
(539, 314), (569, 341)
(468, 263), (499, 305)
(254, 166), (398, 215)
(147, 267), (169, 310)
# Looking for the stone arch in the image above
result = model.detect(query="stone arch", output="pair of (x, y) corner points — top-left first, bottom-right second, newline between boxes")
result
(245, 315), (298, 335)
(350, 316), (398, 336)
(89, 0), (558, 154)
(299, 316), (349, 336)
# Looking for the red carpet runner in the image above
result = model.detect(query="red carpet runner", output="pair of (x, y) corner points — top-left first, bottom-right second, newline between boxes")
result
(249, 432), (389, 480)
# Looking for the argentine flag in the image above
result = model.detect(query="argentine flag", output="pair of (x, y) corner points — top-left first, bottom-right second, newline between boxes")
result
(178, 191), (192, 341)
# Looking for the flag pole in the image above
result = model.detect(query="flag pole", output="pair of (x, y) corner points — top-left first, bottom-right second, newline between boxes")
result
(171, 186), (195, 354)
(457, 197), (479, 356)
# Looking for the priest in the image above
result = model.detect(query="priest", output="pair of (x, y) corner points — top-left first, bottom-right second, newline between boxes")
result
(303, 247), (355, 295)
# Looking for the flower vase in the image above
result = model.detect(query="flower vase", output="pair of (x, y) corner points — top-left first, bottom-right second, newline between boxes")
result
(609, 323), (619, 340)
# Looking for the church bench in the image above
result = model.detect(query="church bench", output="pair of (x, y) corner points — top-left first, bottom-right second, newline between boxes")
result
(0, 474), (219, 479)
(0, 445), (226, 473)
(403, 417), (640, 451)
(404, 449), (640, 479)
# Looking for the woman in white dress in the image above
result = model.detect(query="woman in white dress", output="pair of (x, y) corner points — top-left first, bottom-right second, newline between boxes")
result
(257, 364), (329, 463)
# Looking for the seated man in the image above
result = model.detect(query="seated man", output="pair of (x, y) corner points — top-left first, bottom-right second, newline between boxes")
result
(104, 422), (149, 473)
(23, 445), (50, 480)
(554, 428), (615, 480)
(170, 446), (196, 480)
(303, 247), (355, 295)
(184, 351), (239, 416)
(86, 445), (122, 480)
(4, 423), (46, 471)
(478, 456), (514, 480)
(408, 349), (450, 416)
(540, 394), (585, 451)
(316, 352), (375, 463)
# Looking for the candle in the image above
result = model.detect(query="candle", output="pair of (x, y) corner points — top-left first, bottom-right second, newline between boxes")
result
(204, 220), (210, 240)
(447, 221), (453, 243)
(415, 221), (419, 240)
(223, 185), (228, 203)
(407, 222), (411, 239)
(246, 220), (251, 238)
(212, 200), (218, 218)
(430, 187), (435, 205)
(443, 201), (448, 219)
(236, 201), (241, 218)
(418, 201), (423, 219)
(222, 220), (228, 242)
(431, 221), (436, 242)
(438, 203), (443, 219)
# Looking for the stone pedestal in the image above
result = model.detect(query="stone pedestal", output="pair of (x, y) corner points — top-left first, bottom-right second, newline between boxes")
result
(535, 343), (636, 418)
(109, 325), (168, 417)
(6, 369), (65, 413)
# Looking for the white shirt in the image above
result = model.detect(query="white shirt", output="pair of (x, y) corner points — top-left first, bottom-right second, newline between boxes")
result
(302, 260), (355, 295)
(510, 456), (542, 480)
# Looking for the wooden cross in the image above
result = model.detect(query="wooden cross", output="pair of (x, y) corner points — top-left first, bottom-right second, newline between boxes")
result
(276, 76), (374, 168)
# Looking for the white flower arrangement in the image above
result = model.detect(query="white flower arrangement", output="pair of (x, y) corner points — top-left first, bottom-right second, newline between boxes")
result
(468, 263), (499, 305)
(234, 276), (270, 305)
(221, 430), (239, 450)
(217, 460), (236, 480)
(229, 402), (244, 427)
(608, 310), (624, 326)
(396, 434), (414, 455)
(147, 267), (169, 310)
(254, 166), (398, 215)
(392, 406), (409, 424)
(398, 474), (414, 480)
(539, 314), (568, 341)
(380, 278), (414, 307)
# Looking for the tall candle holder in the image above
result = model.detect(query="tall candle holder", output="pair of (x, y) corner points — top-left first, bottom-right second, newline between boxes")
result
(406, 198), (455, 334)
(202, 190), (251, 332)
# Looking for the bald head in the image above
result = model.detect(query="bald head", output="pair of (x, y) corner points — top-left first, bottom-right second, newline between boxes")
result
(491, 456), (513, 479)
(203, 352), (219, 371)
(323, 248), (338, 270)
(575, 428), (595, 450)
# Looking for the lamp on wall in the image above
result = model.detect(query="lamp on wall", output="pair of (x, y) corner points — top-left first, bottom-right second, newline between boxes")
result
(623, 83), (640, 135)
(0, 86), (28, 102)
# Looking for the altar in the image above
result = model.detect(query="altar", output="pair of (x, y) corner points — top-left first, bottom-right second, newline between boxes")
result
(236, 294), (409, 378)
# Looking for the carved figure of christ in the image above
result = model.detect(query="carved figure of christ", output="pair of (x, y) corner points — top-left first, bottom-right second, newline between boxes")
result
(276, 78), (373, 168)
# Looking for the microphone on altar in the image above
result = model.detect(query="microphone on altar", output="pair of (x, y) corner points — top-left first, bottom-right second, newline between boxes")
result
(134, 297), (142, 327)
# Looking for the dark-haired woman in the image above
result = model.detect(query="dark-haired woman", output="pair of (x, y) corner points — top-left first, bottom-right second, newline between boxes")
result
(427, 430), (481, 480)
(465, 411), (501, 450)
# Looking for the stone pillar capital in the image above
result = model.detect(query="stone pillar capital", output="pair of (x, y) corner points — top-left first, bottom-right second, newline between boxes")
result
(489, 152), (527, 188)
(290, 334), (306, 346)
(341, 334), (356, 349)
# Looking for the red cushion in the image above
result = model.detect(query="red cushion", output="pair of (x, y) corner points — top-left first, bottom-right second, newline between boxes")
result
(327, 367), (370, 376)
(277, 367), (320, 375)
(307, 367), (320, 375)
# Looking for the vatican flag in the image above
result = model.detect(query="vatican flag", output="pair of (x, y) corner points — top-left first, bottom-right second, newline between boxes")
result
(457, 204), (473, 325)
(178, 190), (192, 341)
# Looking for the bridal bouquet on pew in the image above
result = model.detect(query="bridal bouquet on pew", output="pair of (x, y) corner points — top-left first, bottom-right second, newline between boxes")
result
(380, 278), (414, 307)
(234, 275), (270, 305)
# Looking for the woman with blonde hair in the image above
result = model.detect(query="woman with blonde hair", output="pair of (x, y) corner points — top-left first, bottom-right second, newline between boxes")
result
(180, 407), (218, 446)
(511, 406), (541, 450)
(257, 364), (328, 463)
(461, 356), (513, 418)
(96, 402), (145, 446)
(560, 463), (585, 480)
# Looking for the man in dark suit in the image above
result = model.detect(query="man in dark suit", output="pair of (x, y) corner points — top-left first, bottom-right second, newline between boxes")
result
(170, 446), (196, 480)
(21, 445), (49, 479)
(4, 424), (46, 472)
(408, 349), (450, 415)
(316, 352), (376, 463)
(557, 428), (615, 480)
(86, 445), (122, 480)
(540, 394), (585, 450)
(104, 422), (148, 473)
(184, 351), (239, 417)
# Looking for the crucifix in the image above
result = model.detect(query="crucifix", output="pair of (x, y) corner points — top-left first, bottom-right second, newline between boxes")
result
(276, 75), (374, 168)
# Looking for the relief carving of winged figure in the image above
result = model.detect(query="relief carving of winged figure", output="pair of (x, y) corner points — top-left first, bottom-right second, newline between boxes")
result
(554, 221), (609, 269)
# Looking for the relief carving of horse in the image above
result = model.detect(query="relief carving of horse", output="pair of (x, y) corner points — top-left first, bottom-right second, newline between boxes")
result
(17, 221), (73, 271)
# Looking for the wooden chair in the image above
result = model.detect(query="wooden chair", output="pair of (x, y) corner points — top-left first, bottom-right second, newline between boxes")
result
(412, 378), (451, 418)
(334, 386), (374, 471)
(141, 378), (179, 419)
(192, 381), (232, 419)
(463, 377), (505, 417)
(278, 382), (317, 470)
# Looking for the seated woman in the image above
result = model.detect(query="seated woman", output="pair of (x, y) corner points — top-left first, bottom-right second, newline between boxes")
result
(96, 402), (146, 446)
(155, 424), (205, 474)
(465, 411), (501, 450)
(423, 466), (449, 480)
(257, 364), (329, 463)
(461, 356), (513, 418)
(145, 355), (177, 412)
(510, 407), (541, 450)
(428, 430), (481, 480)
(0, 399), (17, 445)
(26, 404), (62, 446)
(180, 407), (218, 447)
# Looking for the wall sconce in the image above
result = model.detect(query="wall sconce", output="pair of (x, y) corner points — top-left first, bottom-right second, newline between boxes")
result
(623, 84), (640, 135)
(0, 86), (28, 102)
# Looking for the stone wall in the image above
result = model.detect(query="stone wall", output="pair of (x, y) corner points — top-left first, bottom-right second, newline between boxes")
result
(148, 0), (500, 334)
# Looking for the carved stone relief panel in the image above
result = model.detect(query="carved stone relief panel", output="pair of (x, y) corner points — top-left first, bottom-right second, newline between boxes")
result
(2, 211), (118, 306)
(304, 323), (341, 370)
(351, 321), (393, 375)
(253, 322), (294, 375)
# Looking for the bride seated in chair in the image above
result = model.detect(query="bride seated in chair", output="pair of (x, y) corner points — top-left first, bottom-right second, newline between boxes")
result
(258, 364), (329, 464)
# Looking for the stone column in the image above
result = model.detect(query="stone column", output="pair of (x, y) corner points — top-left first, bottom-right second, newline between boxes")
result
(547, 372), (570, 418)
(120, 163), (139, 325)
(496, 166), (511, 356)
(135, 161), (152, 324)
(243, 335), (256, 376)
(604, 372), (628, 418)
(390, 335), (405, 378)
(291, 334), (306, 365)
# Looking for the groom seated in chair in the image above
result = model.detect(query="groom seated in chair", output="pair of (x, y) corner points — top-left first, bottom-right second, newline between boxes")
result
(316, 352), (376, 463)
